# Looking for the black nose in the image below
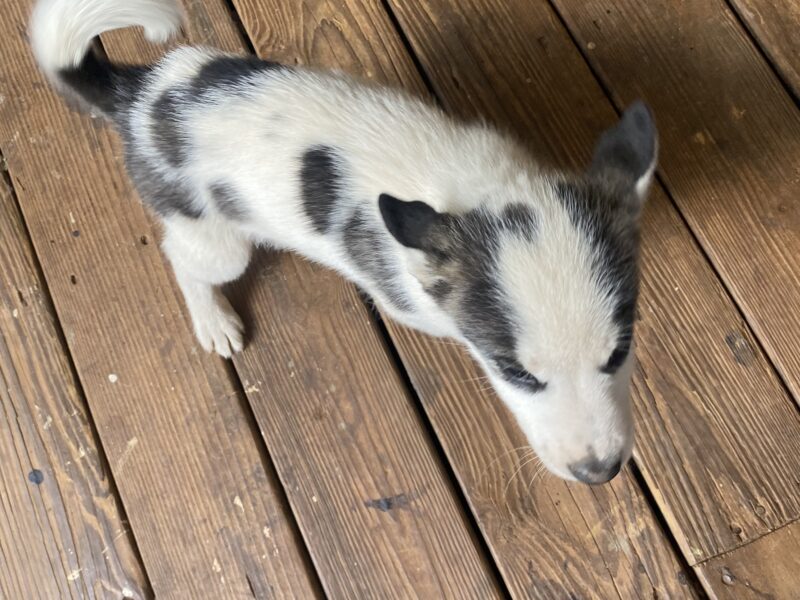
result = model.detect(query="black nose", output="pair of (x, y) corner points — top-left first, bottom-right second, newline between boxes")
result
(568, 454), (623, 485)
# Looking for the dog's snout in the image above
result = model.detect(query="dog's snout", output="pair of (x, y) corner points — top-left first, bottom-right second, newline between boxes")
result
(568, 453), (623, 485)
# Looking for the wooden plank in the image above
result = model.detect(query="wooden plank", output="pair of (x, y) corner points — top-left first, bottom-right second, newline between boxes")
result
(385, 0), (800, 576)
(729, 0), (800, 99)
(232, 0), (700, 597)
(0, 1), (319, 597)
(0, 168), (149, 599)
(695, 520), (800, 599)
(234, 254), (502, 598)
(547, 0), (800, 407)
(102, 1), (503, 597)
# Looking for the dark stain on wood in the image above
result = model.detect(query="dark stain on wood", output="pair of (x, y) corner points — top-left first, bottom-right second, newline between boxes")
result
(364, 493), (411, 512)
(725, 331), (756, 366)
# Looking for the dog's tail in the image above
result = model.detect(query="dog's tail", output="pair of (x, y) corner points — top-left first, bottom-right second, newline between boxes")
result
(30, 0), (183, 118)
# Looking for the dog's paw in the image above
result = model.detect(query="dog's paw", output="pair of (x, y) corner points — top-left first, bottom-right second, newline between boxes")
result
(192, 293), (245, 359)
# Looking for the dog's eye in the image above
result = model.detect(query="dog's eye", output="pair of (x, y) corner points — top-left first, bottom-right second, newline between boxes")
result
(498, 360), (547, 392)
(601, 345), (630, 374)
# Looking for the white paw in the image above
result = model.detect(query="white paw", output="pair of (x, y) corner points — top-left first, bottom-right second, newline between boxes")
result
(191, 293), (244, 359)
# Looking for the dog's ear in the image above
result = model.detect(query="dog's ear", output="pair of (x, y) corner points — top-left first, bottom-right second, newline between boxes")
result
(379, 193), (449, 253)
(379, 193), (453, 287)
(589, 101), (658, 201)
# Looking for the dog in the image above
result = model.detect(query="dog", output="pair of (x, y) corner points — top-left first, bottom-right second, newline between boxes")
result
(30, 0), (656, 484)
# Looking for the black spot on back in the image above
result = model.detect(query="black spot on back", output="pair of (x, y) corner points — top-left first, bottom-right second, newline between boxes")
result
(209, 181), (248, 220)
(301, 146), (342, 233)
(147, 55), (285, 169)
(151, 88), (188, 168)
(191, 55), (284, 97)
(126, 153), (203, 218)
(28, 469), (44, 485)
(343, 208), (412, 312)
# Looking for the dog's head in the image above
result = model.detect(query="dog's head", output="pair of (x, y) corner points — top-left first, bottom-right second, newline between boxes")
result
(380, 102), (656, 483)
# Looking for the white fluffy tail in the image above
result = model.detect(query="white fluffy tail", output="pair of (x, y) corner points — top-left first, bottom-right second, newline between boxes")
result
(30, 0), (183, 76)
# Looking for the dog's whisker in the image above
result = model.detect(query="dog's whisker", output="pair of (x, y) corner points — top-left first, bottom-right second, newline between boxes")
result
(526, 462), (549, 494)
(503, 454), (539, 507)
(478, 445), (534, 483)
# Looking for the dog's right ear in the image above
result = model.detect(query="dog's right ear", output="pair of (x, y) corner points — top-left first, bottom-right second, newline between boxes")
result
(589, 101), (658, 202)
(379, 193), (449, 254)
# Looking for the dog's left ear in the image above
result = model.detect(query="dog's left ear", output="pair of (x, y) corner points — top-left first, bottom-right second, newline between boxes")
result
(379, 193), (453, 287)
(589, 101), (658, 202)
(379, 193), (449, 254)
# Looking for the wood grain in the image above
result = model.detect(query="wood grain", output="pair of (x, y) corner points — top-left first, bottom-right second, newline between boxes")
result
(104, 1), (503, 597)
(548, 0), (800, 408)
(232, 0), (701, 597)
(386, 0), (800, 577)
(729, 0), (800, 99)
(696, 520), (800, 599)
(234, 253), (502, 598)
(0, 0), (319, 597)
(0, 167), (149, 599)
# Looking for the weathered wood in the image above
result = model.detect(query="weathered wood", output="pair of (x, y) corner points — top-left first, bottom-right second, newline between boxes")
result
(0, 0), (319, 597)
(233, 0), (700, 597)
(729, 0), (800, 99)
(0, 167), (149, 599)
(234, 253), (502, 598)
(548, 0), (800, 408)
(103, 1), (503, 597)
(386, 0), (800, 579)
(696, 520), (800, 599)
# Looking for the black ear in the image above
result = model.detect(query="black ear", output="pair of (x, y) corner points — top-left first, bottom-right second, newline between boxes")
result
(379, 193), (448, 252)
(590, 101), (657, 197)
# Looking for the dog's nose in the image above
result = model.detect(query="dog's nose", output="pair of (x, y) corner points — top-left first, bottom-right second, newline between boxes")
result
(568, 453), (623, 485)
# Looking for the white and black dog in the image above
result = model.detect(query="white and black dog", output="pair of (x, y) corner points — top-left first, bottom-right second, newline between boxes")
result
(31, 0), (657, 484)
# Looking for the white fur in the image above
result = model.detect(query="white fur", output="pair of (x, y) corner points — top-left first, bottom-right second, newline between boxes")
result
(30, 0), (182, 75)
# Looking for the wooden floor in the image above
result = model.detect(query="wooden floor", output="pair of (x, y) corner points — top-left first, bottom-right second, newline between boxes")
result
(1, 0), (799, 598)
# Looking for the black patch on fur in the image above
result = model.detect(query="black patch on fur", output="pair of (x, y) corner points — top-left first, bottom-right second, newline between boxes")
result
(343, 208), (412, 311)
(126, 154), (203, 218)
(556, 179), (640, 353)
(426, 279), (452, 302)
(191, 55), (284, 98)
(59, 50), (150, 119)
(500, 203), (538, 240)
(151, 88), (188, 168)
(145, 55), (285, 169)
(447, 209), (519, 359)
(590, 101), (656, 184)
(301, 146), (342, 233)
(209, 181), (248, 220)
